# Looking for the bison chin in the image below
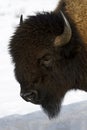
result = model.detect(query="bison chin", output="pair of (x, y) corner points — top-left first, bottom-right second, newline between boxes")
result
(41, 97), (62, 119)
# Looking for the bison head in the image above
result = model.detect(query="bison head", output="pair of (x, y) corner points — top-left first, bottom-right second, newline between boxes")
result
(9, 11), (80, 118)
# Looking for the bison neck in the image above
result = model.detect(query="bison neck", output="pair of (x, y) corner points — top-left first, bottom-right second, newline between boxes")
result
(62, 0), (87, 91)
(63, 0), (87, 44)
(55, 0), (87, 44)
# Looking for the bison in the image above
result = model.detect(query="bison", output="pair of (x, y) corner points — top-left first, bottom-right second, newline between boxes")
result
(9, 0), (87, 118)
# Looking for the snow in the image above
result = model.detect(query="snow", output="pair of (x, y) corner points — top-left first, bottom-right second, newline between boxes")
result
(0, 101), (87, 130)
(0, 0), (87, 129)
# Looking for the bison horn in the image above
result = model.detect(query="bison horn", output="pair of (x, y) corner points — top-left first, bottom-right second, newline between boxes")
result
(20, 15), (23, 25)
(54, 11), (72, 46)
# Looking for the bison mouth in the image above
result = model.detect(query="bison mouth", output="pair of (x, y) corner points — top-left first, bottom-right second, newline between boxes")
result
(20, 89), (62, 118)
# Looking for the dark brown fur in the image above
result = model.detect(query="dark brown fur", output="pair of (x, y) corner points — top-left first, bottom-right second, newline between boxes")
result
(9, 1), (87, 118)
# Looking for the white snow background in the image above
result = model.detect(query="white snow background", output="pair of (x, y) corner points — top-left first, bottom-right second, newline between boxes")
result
(0, 0), (87, 129)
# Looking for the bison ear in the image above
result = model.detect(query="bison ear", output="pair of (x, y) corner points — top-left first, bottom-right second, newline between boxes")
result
(54, 11), (72, 47)
(20, 15), (23, 25)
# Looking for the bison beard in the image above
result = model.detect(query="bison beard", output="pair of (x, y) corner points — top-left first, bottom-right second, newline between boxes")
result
(41, 97), (62, 118)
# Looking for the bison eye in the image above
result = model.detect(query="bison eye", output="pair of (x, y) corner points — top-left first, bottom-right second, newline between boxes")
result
(39, 54), (52, 68)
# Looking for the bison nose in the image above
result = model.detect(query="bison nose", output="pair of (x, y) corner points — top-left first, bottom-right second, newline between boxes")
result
(20, 90), (38, 102)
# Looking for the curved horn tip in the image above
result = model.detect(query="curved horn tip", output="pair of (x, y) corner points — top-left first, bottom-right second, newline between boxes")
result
(20, 14), (23, 25)
(54, 11), (72, 47)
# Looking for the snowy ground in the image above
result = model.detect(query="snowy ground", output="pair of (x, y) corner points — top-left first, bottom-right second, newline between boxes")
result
(0, 101), (87, 130)
(0, 0), (87, 129)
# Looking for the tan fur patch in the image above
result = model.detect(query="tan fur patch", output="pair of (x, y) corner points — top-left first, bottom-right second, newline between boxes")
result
(55, 0), (87, 44)
(64, 0), (87, 44)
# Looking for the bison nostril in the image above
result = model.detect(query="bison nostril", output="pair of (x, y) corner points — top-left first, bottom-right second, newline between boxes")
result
(20, 90), (38, 102)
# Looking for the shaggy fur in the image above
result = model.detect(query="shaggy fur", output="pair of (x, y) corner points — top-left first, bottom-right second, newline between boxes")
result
(9, 0), (87, 118)
(55, 0), (87, 44)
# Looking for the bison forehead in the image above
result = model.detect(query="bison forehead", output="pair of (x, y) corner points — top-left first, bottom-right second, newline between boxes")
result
(13, 12), (64, 46)
(9, 12), (65, 64)
(21, 12), (64, 36)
